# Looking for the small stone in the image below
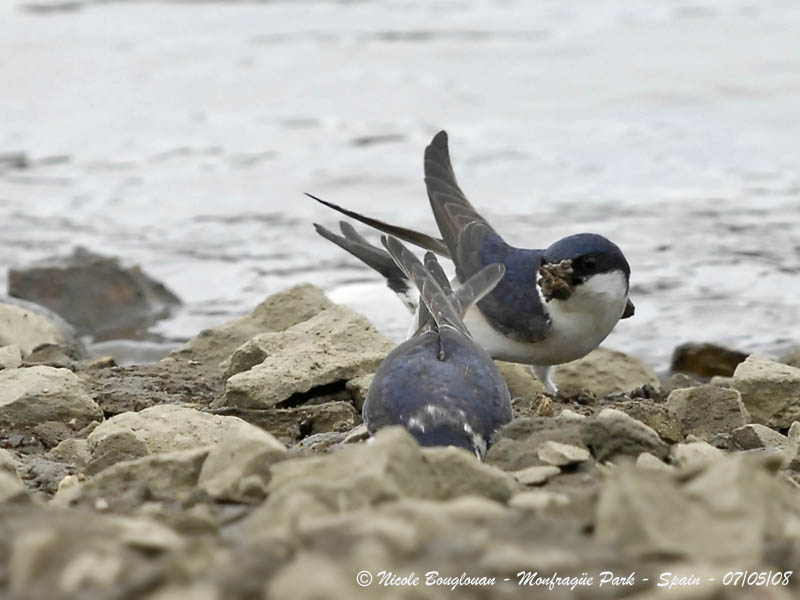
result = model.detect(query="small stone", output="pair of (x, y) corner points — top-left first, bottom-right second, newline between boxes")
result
(666, 385), (750, 442)
(83, 447), (210, 499)
(57, 474), (80, 493)
(661, 372), (701, 395)
(509, 465), (560, 485)
(733, 355), (800, 429)
(635, 452), (674, 472)
(536, 395), (553, 417)
(557, 409), (586, 421)
(197, 427), (287, 503)
(671, 441), (726, 469)
(485, 417), (586, 471)
(536, 440), (590, 466)
(583, 408), (669, 461)
(46, 438), (91, 469)
(509, 490), (570, 510)
(87, 405), (258, 463)
(709, 376), (734, 388)
(731, 424), (792, 451)
(0, 366), (103, 428)
(603, 400), (684, 444)
(342, 423), (369, 444)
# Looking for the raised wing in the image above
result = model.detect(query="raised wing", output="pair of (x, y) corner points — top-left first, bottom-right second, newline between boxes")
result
(424, 131), (551, 342)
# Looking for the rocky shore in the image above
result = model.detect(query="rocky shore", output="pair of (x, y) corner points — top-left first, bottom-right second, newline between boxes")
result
(1, 284), (800, 599)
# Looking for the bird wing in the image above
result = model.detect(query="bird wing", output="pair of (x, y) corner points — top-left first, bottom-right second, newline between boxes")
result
(424, 131), (552, 342)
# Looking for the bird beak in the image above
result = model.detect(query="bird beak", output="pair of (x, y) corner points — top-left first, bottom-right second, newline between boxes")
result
(621, 298), (635, 319)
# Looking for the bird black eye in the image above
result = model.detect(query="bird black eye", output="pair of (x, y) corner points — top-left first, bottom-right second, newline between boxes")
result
(583, 256), (597, 271)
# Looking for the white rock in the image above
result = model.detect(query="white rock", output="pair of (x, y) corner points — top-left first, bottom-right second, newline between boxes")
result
(0, 366), (102, 427)
(733, 355), (800, 429)
(509, 490), (570, 510)
(536, 440), (591, 466)
(87, 404), (259, 460)
(0, 302), (77, 356)
(636, 452), (675, 472)
(509, 465), (561, 485)
(671, 441), (725, 469)
(221, 305), (394, 409)
(198, 427), (287, 502)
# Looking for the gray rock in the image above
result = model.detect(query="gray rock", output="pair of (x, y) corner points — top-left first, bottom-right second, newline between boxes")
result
(601, 400), (684, 444)
(583, 408), (669, 461)
(86, 405), (258, 466)
(46, 438), (92, 469)
(342, 423), (369, 444)
(164, 283), (332, 371)
(709, 375), (735, 388)
(509, 465), (561, 485)
(0, 299), (86, 358)
(485, 417), (587, 471)
(8, 246), (181, 340)
(509, 490), (570, 510)
(670, 441), (726, 469)
(661, 372), (701, 395)
(666, 385), (750, 442)
(0, 366), (103, 428)
(731, 424), (792, 451)
(536, 441), (590, 466)
(217, 401), (361, 445)
(553, 348), (660, 396)
(733, 355), (800, 429)
(635, 452), (674, 472)
(0, 345), (23, 370)
(3, 505), (184, 598)
(81, 447), (209, 499)
(221, 305), (394, 409)
(197, 427), (287, 503)
(670, 342), (748, 378)
(243, 427), (518, 532)
(596, 455), (800, 562)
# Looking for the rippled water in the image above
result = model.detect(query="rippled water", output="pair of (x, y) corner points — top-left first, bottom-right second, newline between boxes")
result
(1, 0), (799, 370)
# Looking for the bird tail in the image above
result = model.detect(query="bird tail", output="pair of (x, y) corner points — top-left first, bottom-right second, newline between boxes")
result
(313, 221), (421, 313)
(382, 236), (504, 336)
(307, 192), (450, 257)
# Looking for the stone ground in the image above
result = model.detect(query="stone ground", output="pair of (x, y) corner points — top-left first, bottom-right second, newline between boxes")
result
(2, 284), (800, 599)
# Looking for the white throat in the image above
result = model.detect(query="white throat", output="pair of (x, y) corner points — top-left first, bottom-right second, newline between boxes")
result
(462, 269), (629, 366)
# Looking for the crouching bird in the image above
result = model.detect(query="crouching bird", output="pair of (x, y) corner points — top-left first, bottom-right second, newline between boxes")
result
(363, 236), (513, 459)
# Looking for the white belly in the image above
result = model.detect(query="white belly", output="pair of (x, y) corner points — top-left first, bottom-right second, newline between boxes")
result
(461, 271), (629, 366)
